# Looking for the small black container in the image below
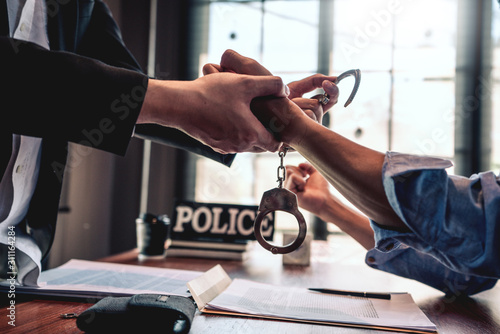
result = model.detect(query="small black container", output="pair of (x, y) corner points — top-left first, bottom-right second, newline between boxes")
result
(136, 213), (170, 259)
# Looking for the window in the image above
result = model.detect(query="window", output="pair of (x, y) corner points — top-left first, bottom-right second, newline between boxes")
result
(195, 1), (321, 231)
(187, 0), (496, 234)
(332, 0), (456, 160)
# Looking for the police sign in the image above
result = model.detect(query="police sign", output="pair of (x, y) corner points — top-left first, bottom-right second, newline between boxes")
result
(171, 201), (274, 242)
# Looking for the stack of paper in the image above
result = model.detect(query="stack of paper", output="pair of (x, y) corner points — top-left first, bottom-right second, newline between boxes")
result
(167, 240), (255, 261)
(188, 265), (437, 334)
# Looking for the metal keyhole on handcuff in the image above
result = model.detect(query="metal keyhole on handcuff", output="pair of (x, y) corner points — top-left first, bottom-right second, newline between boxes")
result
(253, 69), (362, 255)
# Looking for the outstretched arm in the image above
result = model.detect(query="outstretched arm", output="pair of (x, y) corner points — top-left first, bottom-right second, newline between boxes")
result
(285, 163), (375, 249)
(216, 50), (406, 229)
(203, 50), (339, 126)
(289, 120), (405, 229)
(138, 72), (287, 155)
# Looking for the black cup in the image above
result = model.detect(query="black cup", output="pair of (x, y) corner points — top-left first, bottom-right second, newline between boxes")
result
(136, 213), (170, 259)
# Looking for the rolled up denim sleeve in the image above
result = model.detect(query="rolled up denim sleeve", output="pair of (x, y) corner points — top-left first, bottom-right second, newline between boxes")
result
(366, 224), (497, 296)
(366, 151), (499, 295)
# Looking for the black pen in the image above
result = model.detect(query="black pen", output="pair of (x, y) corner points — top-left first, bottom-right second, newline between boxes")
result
(308, 288), (391, 300)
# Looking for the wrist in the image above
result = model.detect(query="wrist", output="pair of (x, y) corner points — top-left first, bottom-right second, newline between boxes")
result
(315, 193), (338, 223)
(319, 194), (354, 228)
(137, 78), (160, 124)
(138, 79), (194, 127)
(250, 97), (310, 147)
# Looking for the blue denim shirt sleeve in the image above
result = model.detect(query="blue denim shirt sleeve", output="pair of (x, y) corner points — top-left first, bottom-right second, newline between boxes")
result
(366, 224), (497, 296)
(366, 152), (499, 295)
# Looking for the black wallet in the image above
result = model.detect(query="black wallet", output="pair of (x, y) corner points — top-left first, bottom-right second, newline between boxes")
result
(76, 294), (196, 333)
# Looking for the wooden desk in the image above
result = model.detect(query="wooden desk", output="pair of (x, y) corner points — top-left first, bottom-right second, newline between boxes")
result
(1, 236), (500, 333)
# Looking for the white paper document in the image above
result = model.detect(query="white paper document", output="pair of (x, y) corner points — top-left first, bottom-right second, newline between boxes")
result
(188, 265), (437, 333)
(2, 259), (203, 299)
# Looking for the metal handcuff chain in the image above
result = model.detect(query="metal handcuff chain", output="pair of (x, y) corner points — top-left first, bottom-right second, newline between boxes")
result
(253, 69), (362, 255)
(253, 147), (307, 255)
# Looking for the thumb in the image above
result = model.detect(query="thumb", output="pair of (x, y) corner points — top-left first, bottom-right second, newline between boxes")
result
(221, 49), (272, 76)
(202, 63), (223, 75)
(298, 162), (317, 176)
(250, 75), (289, 98)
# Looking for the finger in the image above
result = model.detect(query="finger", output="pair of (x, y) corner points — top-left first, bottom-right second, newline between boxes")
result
(211, 146), (230, 155)
(221, 50), (289, 97)
(302, 109), (318, 122)
(288, 74), (337, 98)
(284, 166), (298, 190)
(322, 80), (339, 110)
(290, 173), (307, 192)
(202, 63), (223, 75)
(285, 166), (308, 192)
(247, 146), (268, 153)
(211, 135), (278, 154)
(284, 171), (306, 193)
(244, 117), (281, 152)
(285, 165), (300, 179)
(248, 75), (288, 98)
(220, 49), (272, 76)
(292, 97), (323, 123)
(199, 126), (274, 154)
(259, 136), (281, 152)
(238, 130), (281, 153)
(292, 108), (319, 124)
(298, 162), (317, 176)
(323, 80), (338, 97)
(286, 165), (308, 178)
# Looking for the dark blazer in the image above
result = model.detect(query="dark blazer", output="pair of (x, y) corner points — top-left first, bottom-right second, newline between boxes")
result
(0, 0), (234, 263)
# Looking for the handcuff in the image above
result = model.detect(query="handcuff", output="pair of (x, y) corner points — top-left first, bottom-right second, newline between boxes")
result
(253, 146), (306, 255)
(314, 69), (361, 107)
(253, 69), (362, 255)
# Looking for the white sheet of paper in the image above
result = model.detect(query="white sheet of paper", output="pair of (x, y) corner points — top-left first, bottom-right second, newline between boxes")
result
(188, 265), (437, 333)
(187, 264), (232, 309)
(7, 259), (203, 299)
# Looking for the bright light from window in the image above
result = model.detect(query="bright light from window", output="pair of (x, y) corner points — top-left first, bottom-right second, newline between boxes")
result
(195, 0), (472, 232)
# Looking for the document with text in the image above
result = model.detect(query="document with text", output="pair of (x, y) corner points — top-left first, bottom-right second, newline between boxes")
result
(2, 259), (203, 299)
(188, 265), (437, 334)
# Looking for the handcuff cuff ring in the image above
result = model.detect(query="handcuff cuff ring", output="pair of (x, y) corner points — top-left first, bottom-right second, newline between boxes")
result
(317, 69), (361, 107)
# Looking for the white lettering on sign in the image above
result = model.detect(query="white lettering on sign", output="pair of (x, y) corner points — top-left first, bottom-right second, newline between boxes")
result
(210, 207), (225, 234)
(174, 206), (193, 231)
(237, 209), (254, 236)
(173, 205), (273, 238)
(192, 206), (212, 233)
(227, 208), (238, 235)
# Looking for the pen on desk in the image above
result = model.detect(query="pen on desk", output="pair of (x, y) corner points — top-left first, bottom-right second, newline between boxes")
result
(308, 288), (391, 300)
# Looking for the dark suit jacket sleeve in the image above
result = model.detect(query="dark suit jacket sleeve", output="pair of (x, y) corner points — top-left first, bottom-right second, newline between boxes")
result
(1, 35), (146, 156)
(74, 0), (235, 166)
(1, 0), (234, 165)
